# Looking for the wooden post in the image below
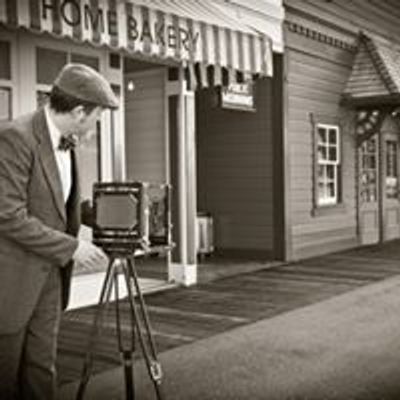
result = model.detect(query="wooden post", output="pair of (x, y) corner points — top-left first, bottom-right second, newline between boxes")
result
(166, 67), (197, 286)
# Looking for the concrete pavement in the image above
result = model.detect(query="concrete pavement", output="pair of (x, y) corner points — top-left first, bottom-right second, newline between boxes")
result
(60, 271), (400, 400)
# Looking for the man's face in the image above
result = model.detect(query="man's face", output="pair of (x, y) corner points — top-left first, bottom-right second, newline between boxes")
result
(71, 106), (103, 139)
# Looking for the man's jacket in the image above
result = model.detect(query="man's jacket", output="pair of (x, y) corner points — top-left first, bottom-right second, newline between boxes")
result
(0, 108), (80, 334)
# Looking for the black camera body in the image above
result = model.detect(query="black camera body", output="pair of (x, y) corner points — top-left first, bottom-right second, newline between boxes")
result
(92, 181), (171, 254)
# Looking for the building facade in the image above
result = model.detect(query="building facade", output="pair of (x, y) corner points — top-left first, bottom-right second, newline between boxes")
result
(283, 0), (400, 260)
(5, 0), (399, 288)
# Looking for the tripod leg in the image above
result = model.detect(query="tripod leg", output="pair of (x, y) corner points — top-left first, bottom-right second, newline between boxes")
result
(114, 264), (136, 400)
(123, 257), (164, 400)
(75, 259), (117, 400)
(127, 257), (160, 359)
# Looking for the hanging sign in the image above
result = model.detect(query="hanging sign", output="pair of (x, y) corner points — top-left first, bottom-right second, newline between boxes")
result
(220, 82), (255, 112)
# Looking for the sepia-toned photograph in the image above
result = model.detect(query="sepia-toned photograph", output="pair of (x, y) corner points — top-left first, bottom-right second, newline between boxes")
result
(1, 0), (400, 399)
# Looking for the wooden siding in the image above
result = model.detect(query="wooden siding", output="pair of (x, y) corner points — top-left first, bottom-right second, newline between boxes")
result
(124, 69), (166, 184)
(285, 28), (357, 259)
(285, 0), (400, 42)
(284, 0), (400, 259)
(196, 79), (274, 253)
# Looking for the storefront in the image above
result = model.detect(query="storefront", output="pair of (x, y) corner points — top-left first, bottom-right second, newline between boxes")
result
(0, 0), (282, 293)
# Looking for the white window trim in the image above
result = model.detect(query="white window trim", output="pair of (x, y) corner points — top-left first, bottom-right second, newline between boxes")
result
(316, 124), (340, 207)
(0, 29), (17, 118)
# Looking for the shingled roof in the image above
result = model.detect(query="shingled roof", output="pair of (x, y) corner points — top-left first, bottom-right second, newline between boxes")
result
(343, 33), (400, 106)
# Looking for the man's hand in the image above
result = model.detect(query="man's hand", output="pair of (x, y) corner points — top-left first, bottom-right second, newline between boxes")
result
(72, 240), (109, 273)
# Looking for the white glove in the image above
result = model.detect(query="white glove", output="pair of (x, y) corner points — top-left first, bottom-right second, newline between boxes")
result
(72, 240), (109, 273)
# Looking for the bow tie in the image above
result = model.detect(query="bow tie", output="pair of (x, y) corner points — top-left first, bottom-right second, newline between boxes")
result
(58, 134), (78, 151)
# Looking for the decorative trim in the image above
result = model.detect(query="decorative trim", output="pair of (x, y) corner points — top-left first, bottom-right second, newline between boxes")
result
(361, 33), (399, 94)
(286, 21), (356, 51)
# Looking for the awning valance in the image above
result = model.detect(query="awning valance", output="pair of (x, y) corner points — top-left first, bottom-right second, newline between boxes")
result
(0, 0), (273, 86)
(343, 33), (400, 107)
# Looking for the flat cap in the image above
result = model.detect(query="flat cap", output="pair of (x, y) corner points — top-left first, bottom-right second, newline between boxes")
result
(54, 63), (119, 109)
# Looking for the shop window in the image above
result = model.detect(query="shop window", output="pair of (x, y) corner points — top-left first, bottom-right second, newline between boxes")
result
(316, 124), (341, 206)
(0, 40), (11, 80)
(360, 137), (378, 203)
(386, 140), (398, 199)
(36, 47), (67, 85)
(0, 87), (11, 120)
(71, 53), (99, 71)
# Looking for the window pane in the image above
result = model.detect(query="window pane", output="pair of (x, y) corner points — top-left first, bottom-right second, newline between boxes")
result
(360, 137), (377, 203)
(367, 139), (376, 152)
(328, 182), (335, 197)
(318, 128), (326, 144)
(71, 54), (99, 71)
(386, 177), (398, 199)
(318, 182), (325, 200)
(318, 145), (327, 161)
(328, 129), (337, 144)
(36, 47), (67, 85)
(386, 140), (398, 199)
(0, 40), (11, 80)
(318, 165), (324, 179)
(0, 88), (11, 120)
(327, 165), (335, 180)
(328, 146), (337, 162)
(386, 141), (397, 178)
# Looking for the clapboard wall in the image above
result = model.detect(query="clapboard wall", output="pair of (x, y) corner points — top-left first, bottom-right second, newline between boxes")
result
(124, 68), (166, 184)
(196, 78), (274, 256)
(284, 0), (400, 259)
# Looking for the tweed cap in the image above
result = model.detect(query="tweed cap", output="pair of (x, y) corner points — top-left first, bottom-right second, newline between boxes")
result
(54, 63), (118, 109)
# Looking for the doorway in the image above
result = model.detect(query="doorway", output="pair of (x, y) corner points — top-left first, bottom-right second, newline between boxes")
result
(358, 116), (400, 244)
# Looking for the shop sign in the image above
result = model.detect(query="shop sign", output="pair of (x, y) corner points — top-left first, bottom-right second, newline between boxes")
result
(220, 82), (255, 112)
(41, 0), (200, 53)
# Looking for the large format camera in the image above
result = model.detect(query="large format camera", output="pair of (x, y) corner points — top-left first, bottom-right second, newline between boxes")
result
(92, 181), (171, 254)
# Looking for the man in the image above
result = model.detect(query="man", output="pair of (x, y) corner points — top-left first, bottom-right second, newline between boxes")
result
(0, 63), (119, 399)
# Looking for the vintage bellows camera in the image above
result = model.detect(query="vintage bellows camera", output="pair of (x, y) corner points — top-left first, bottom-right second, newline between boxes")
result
(92, 181), (171, 253)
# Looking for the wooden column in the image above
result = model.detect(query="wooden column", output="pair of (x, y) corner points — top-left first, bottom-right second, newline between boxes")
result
(166, 67), (197, 286)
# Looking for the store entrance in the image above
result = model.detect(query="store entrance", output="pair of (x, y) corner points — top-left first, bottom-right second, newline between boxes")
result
(358, 117), (400, 245)
(195, 78), (278, 276)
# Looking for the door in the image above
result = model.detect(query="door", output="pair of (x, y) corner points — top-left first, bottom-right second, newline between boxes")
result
(359, 135), (379, 244)
(382, 132), (400, 240)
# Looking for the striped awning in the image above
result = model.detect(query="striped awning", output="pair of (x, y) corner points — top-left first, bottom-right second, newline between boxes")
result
(0, 0), (273, 88)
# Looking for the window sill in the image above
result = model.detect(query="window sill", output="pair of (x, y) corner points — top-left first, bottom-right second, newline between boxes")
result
(312, 202), (346, 217)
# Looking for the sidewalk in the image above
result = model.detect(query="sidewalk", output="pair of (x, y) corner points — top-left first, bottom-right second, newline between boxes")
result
(58, 241), (400, 399)
(59, 272), (400, 400)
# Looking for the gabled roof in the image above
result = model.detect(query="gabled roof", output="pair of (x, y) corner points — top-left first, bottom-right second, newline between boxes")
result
(343, 33), (400, 106)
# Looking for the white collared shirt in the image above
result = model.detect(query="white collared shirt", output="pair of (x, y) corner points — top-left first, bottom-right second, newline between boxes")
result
(44, 105), (72, 203)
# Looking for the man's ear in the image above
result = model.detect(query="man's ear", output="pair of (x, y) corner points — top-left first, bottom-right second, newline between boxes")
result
(70, 105), (86, 122)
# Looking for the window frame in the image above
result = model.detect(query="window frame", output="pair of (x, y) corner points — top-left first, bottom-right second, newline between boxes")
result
(316, 124), (341, 207)
(311, 114), (344, 216)
(0, 30), (17, 119)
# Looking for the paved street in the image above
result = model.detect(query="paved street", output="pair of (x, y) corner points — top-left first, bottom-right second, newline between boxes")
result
(59, 241), (400, 399)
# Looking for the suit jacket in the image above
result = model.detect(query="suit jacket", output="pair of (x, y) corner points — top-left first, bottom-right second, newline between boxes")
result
(0, 108), (80, 334)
